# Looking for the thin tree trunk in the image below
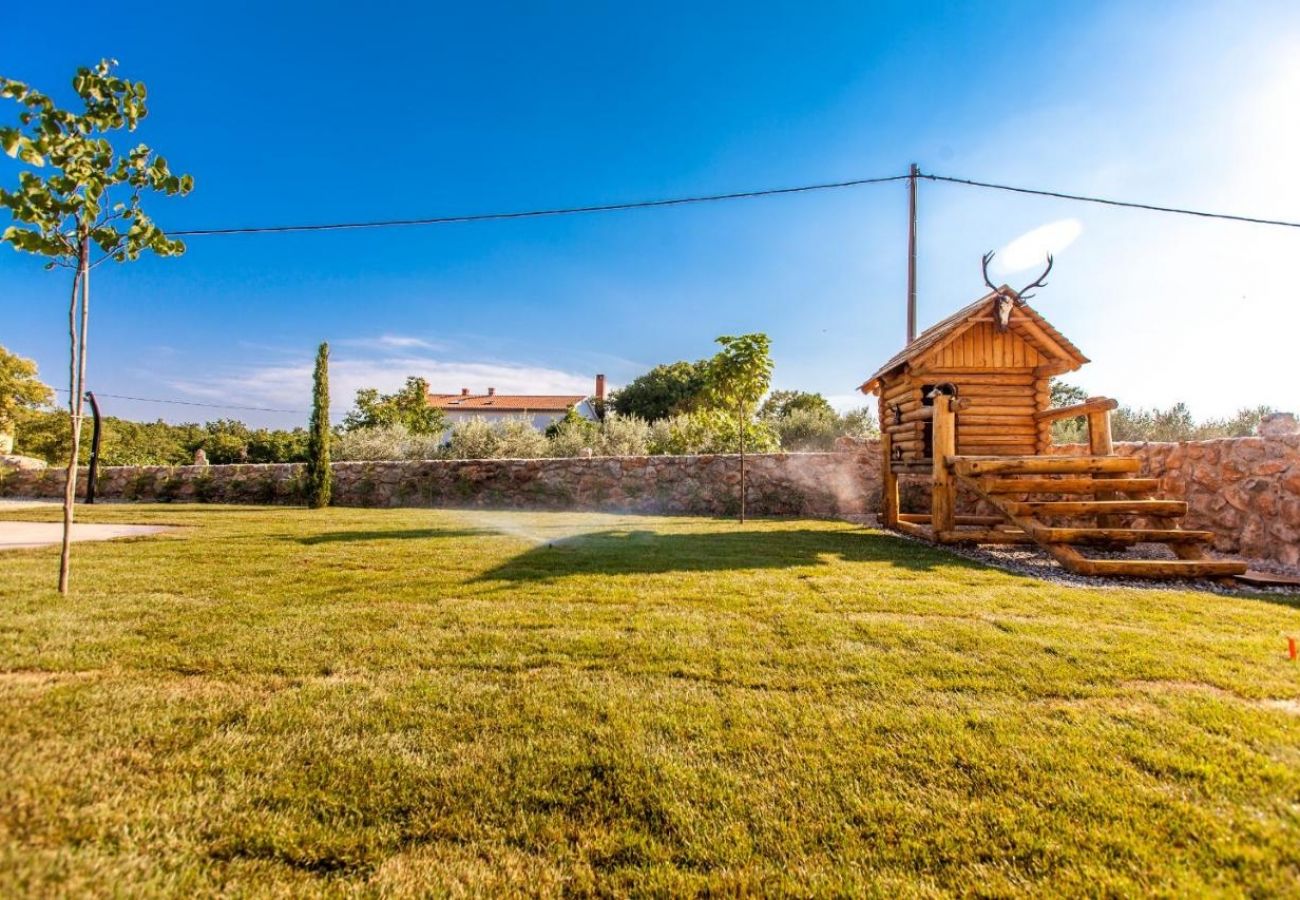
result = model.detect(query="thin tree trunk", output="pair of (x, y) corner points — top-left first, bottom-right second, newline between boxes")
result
(738, 399), (746, 524)
(58, 237), (88, 595)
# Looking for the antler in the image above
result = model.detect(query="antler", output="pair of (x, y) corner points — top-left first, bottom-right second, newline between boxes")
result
(981, 251), (999, 294)
(981, 251), (1054, 302)
(1015, 254), (1053, 301)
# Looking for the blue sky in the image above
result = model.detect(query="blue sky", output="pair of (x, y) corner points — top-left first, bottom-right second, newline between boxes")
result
(3, 0), (1299, 428)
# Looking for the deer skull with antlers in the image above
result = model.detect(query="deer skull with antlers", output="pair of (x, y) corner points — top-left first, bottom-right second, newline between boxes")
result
(981, 251), (1053, 332)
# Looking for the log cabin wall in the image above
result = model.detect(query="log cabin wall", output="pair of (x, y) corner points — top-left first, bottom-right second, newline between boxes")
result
(881, 322), (1052, 463)
(879, 374), (927, 464)
(866, 294), (1090, 475)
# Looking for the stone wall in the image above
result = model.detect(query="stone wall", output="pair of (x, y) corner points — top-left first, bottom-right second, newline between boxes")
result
(4, 436), (1296, 565)
(0, 450), (882, 518)
(1100, 436), (1300, 567)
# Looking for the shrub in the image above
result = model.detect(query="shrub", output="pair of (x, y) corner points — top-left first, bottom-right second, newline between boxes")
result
(445, 416), (548, 459)
(546, 412), (649, 457)
(493, 417), (550, 458)
(766, 405), (879, 451)
(647, 410), (778, 455)
(838, 406), (881, 439)
(771, 407), (840, 451)
(446, 418), (499, 459)
(335, 424), (443, 461)
(548, 416), (599, 457)
(596, 413), (650, 457)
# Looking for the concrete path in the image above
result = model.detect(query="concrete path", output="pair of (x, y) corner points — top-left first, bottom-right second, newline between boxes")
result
(0, 520), (170, 551)
(0, 499), (59, 510)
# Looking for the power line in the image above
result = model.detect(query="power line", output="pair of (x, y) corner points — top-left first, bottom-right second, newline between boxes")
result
(921, 173), (1300, 229)
(54, 388), (303, 414)
(166, 173), (913, 236)
(160, 169), (1300, 237)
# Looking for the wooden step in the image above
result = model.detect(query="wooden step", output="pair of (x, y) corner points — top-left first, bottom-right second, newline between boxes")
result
(951, 455), (1140, 477)
(978, 477), (1160, 495)
(898, 513), (1008, 526)
(1031, 527), (1214, 545)
(936, 528), (1033, 545)
(1070, 558), (1247, 578)
(1004, 499), (1187, 518)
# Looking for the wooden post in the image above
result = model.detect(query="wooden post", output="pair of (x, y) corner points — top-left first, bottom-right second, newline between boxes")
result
(931, 394), (956, 536)
(906, 163), (919, 344)
(738, 399), (747, 524)
(1087, 409), (1113, 456)
(1089, 409), (1117, 527)
(881, 430), (899, 527)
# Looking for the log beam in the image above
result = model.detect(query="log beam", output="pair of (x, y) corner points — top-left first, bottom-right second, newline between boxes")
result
(930, 395), (957, 534)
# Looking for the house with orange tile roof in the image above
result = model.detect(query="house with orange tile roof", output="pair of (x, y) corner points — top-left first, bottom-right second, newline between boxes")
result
(427, 375), (605, 431)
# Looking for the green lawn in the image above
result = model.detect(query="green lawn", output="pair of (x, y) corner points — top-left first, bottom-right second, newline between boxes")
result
(1, 505), (1298, 897)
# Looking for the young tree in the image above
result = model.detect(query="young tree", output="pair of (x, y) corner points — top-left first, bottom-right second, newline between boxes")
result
(305, 342), (332, 508)
(0, 343), (54, 451)
(342, 376), (447, 434)
(704, 333), (774, 523)
(1, 61), (193, 593)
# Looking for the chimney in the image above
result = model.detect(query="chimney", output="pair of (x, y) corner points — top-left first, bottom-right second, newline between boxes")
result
(595, 374), (606, 402)
(487, 387), (496, 396)
(460, 387), (469, 396)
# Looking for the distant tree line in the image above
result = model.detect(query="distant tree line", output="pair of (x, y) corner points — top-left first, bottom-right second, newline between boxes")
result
(11, 410), (310, 466)
(0, 340), (874, 465)
(12, 343), (1283, 470)
(1050, 381), (1278, 443)
(607, 358), (880, 452)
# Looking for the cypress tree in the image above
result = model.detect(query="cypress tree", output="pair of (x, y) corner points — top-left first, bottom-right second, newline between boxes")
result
(306, 342), (332, 508)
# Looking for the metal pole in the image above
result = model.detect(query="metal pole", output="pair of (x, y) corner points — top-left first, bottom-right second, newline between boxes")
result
(85, 391), (102, 504)
(907, 162), (919, 344)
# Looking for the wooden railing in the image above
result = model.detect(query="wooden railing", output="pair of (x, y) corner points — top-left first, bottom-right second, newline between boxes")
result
(925, 394), (1119, 534)
(1033, 396), (1117, 456)
(882, 393), (1120, 534)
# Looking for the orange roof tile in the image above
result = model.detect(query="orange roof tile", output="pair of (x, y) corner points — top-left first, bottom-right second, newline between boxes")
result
(427, 393), (585, 412)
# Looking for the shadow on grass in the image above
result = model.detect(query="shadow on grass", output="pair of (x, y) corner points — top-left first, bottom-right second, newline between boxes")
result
(474, 527), (989, 583)
(294, 528), (493, 545)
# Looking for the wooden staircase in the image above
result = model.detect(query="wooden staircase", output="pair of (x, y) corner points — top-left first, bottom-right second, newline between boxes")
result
(950, 455), (1247, 579)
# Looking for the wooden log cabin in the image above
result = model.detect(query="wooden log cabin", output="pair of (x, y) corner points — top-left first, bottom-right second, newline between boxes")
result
(859, 286), (1247, 580)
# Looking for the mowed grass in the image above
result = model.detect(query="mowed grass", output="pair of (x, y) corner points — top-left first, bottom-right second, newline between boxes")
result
(1, 505), (1298, 897)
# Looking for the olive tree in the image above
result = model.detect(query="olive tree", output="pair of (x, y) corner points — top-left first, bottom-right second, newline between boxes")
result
(1, 60), (193, 593)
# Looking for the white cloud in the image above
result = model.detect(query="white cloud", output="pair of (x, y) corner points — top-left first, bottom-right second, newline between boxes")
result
(993, 219), (1083, 274)
(338, 334), (447, 352)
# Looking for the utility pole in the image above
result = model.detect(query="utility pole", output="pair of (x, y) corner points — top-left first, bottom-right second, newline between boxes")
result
(907, 162), (919, 344)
